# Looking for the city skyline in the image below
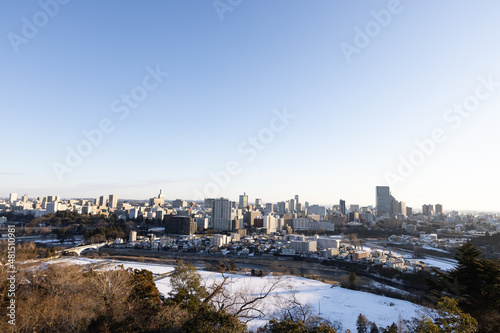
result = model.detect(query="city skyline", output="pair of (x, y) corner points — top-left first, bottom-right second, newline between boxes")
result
(0, 187), (495, 214)
(1, 1), (500, 212)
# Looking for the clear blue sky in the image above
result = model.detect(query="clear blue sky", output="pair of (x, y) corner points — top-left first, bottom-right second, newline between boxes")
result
(1, 0), (499, 212)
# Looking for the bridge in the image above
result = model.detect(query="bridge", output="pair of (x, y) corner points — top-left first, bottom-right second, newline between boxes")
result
(63, 242), (111, 256)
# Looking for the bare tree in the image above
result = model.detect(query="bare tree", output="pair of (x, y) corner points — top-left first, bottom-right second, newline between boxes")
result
(270, 286), (323, 327)
(205, 272), (286, 323)
(88, 266), (133, 325)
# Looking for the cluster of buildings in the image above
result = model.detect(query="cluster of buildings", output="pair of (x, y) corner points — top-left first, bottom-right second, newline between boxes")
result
(3, 187), (497, 274)
(110, 229), (440, 273)
(0, 190), (175, 221)
(1, 187), (498, 239)
(375, 186), (447, 219)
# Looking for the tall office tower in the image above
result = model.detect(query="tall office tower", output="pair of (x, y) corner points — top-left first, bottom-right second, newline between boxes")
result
(406, 207), (413, 216)
(212, 197), (231, 231)
(205, 198), (215, 209)
(295, 195), (300, 204)
(340, 199), (346, 215)
(9, 193), (17, 203)
(376, 186), (395, 216)
(108, 194), (118, 209)
(255, 198), (262, 208)
(150, 190), (165, 207)
(158, 189), (165, 205)
(239, 193), (248, 208)
(277, 201), (289, 215)
(296, 203), (303, 211)
(393, 201), (406, 216)
(400, 201), (407, 216)
(98, 195), (106, 207)
(435, 204), (443, 215)
(289, 199), (295, 212)
(22, 194), (28, 203)
(422, 204), (434, 216)
(265, 203), (274, 213)
(47, 195), (55, 203)
(304, 201), (309, 209)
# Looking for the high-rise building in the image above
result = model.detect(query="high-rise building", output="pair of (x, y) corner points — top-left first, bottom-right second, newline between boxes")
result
(308, 204), (326, 216)
(172, 199), (187, 208)
(98, 195), (107, 207)
(289, 199), (295, 212)
(9, 193), (17, 203)
(376, 186), (395, 216)
(400, 201), (406, 216)
(165, 216), (197, 235)
(212, 197), (231, 231)
(205, 198), (215, 209)
(244, 211), (260, 228)
(422, 204), (434, 216)
(264, 203), (274, 213)
(406, 207), (413, 216)
(295, 195), (300, 204)
(46, 201), (61, 214)
(128, 208), (139, 219)
(277, 201), (289, 215)
(340, 200), (346, 215)
(239, 193), (248, 208)
(263, 214), (278, 232)
(255, 198), (262, 208)
(22, 194), (28, 203)
(108, 194), (118, 209)
(435, 204), (443, 215)
(393, 201), (406, 216)
(158, 189), (165, 205)
(129, 230), (137, 242)
(150, 189), (165, 207)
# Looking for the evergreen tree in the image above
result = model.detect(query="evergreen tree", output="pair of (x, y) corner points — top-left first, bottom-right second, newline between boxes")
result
(408, 297), (477, 333)
(356, 314), (368, 333)
(430, 243), (500, 332)
(369, 322), (379, 333)
(183, 305), (247, 333)
(348, 271), (357, 289)
(383, 323), (398, 333)
(263, 319), (308, 333)
(262, 319), (337, 332)
(168, 261), (208, 312)
(128, 269), (161, 310)
(311, 322), (337, 333)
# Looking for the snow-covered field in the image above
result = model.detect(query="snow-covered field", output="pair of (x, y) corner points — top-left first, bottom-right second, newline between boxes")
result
(41, 258), (427, 332)
(160, 271), (425, 332)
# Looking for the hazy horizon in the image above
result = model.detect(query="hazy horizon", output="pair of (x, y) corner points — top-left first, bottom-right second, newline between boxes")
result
(1, 190), (497, 214)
